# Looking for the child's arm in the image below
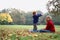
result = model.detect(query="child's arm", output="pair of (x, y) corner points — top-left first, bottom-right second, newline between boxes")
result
(37, 13), (43, 17)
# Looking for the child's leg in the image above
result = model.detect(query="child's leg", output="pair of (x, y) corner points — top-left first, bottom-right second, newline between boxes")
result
(33, 23), (37, 31)
(29, 23), (37, 32)
(39, 29), (51, 32)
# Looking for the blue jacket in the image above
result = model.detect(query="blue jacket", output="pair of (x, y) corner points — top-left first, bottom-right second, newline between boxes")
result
(33, 14), (42, 24)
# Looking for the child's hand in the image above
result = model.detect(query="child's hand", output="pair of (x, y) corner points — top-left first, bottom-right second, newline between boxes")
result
(40, 13), (44, 16)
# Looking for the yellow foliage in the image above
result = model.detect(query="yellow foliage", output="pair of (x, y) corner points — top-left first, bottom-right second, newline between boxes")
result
(0, 13), (13, 22)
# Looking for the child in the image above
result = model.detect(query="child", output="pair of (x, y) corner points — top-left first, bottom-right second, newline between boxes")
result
(40, 15), (55, 32)
(33, 11), (42, 31)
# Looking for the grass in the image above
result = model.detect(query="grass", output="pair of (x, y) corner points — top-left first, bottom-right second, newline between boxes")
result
(0, 25), (60, 40)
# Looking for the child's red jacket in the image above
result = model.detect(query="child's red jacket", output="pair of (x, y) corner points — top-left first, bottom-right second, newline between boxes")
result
(45, 20), (55, 32)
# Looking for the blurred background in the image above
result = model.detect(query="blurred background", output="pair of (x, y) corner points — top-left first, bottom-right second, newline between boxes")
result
(0, 0), (60, 25)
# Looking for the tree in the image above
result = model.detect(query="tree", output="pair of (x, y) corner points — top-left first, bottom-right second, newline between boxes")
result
(0, 13), (13, 25)
(8, 8), (26, 24)
(47, 0), (60, 15)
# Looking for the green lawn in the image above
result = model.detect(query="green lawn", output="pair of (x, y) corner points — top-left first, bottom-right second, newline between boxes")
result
(0, 25), (60, 40)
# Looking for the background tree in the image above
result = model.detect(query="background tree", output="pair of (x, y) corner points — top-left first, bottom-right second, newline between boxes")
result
(7, 8), (26, 25)
(47, 0), (60, 15)
(0, 13), (13, 25)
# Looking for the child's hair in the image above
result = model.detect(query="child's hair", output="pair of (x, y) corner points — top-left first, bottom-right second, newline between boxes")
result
(33, 11), (36, 15)
(46, 15), (52, 20)
(45, 15), (52, 23)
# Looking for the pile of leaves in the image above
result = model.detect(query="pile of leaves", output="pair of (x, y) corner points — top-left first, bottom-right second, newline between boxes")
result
(0, 28), (60, 40)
